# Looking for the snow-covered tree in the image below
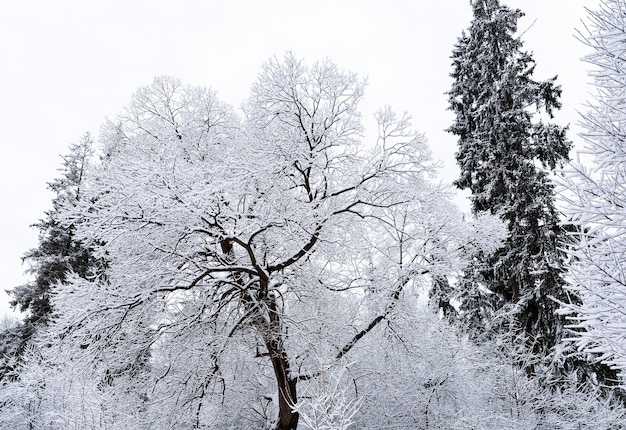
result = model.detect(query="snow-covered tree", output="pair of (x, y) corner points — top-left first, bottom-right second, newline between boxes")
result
(447, 0), (573, 370)
(22, 56), (501, 429)
(561, 0), (626, 387)
(0, 134), (104, 380)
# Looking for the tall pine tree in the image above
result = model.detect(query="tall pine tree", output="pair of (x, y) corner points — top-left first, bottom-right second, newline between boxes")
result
(447, 0), (572, 371)
(0, 133), (104, 379)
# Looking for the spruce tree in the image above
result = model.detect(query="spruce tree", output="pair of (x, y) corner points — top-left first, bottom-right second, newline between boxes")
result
(447, 0), (572, 370)
(0, 133), (104, 379)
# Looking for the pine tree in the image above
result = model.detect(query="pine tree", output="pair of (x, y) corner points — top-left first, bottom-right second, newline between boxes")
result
(1, 133), (104, 379)
(447, 0), (572, 370)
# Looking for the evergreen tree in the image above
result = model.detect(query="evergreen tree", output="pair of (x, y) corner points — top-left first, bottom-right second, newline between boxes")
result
(447, 0), (572, 371)
(0, 133), (104, 379)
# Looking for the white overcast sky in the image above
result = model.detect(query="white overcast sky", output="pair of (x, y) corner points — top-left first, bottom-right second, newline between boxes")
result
(0, 0), (598, 317)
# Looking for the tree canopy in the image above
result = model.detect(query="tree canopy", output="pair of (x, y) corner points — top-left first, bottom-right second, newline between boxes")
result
(1, 55), (507, 429)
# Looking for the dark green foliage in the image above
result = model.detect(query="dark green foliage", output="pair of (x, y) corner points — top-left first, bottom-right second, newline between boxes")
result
(447, 0), (572, 366)
(0, 322), (21, 380)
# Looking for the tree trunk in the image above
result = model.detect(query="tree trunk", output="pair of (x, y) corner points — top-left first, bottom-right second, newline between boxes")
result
(267, 345), (299, 430)
(255, 283), (299, 429)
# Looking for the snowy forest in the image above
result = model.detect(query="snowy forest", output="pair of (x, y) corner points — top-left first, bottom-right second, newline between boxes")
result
(1, 0), (626, 429)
